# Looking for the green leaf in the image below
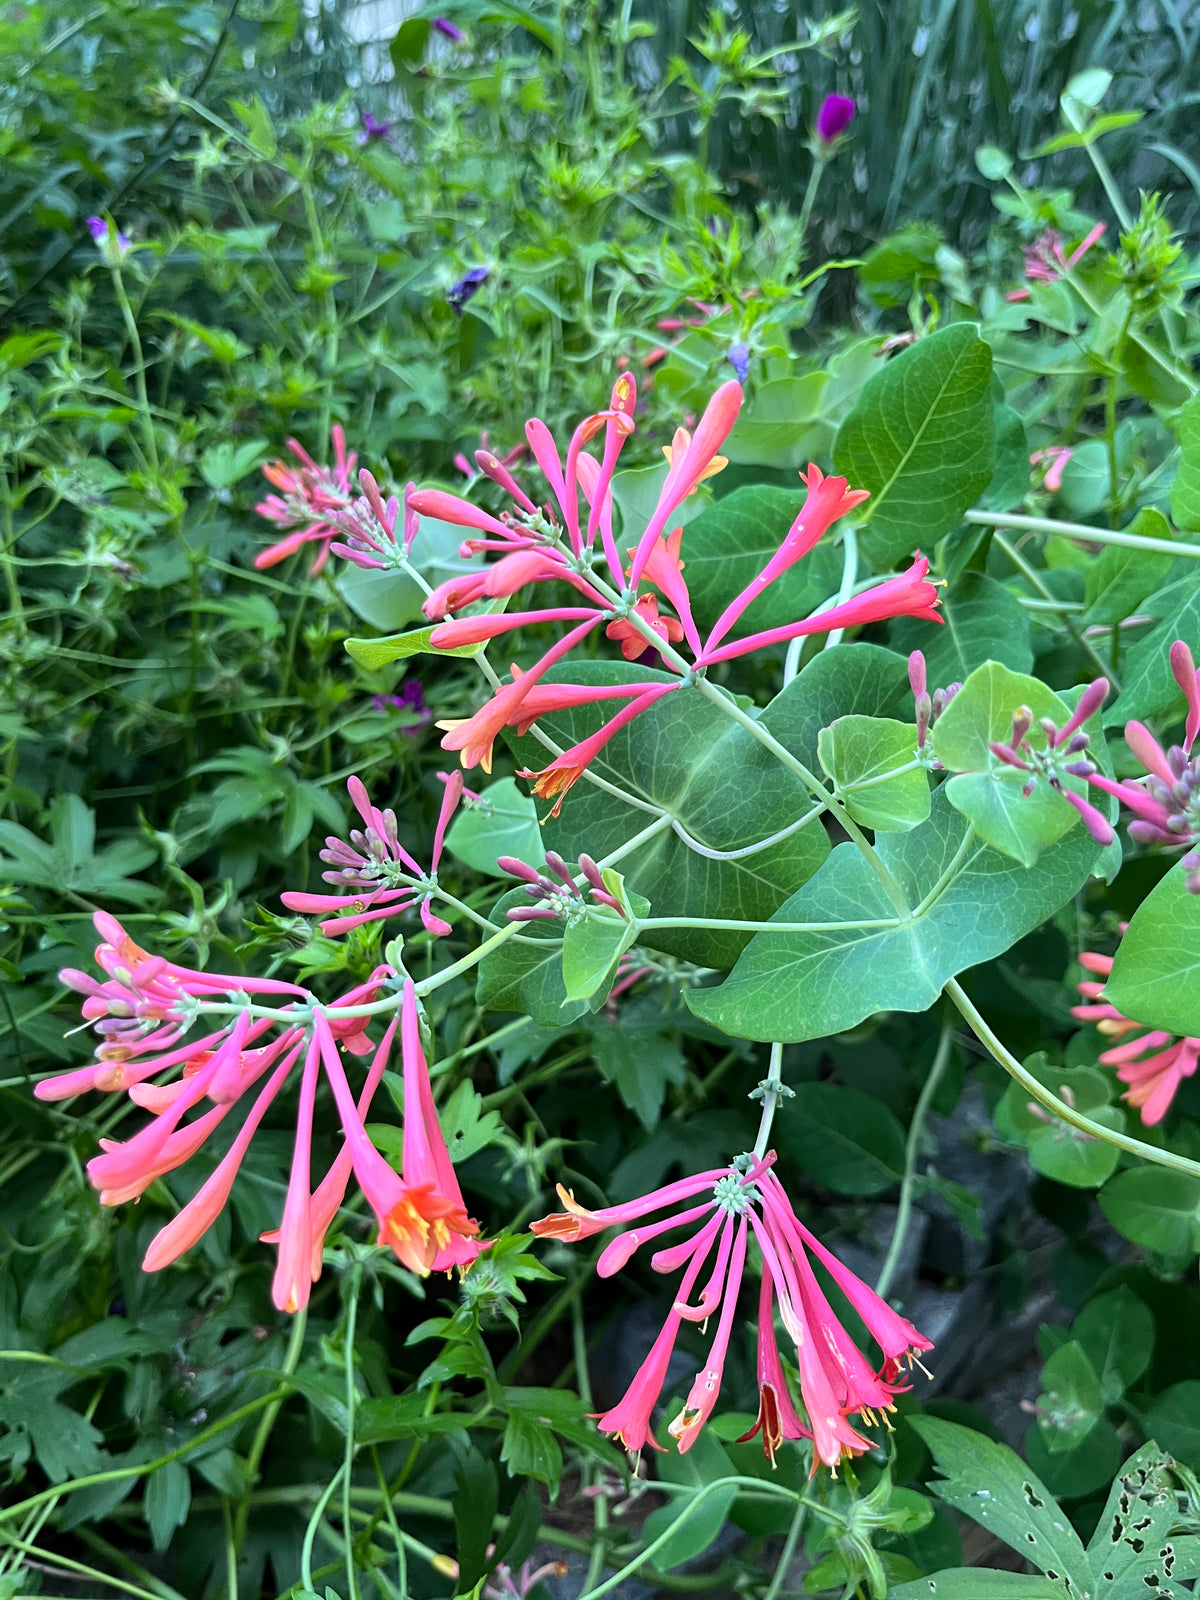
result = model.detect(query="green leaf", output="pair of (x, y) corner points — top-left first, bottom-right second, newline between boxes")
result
(943, 770), (1079, 869)
(1023, 1417), (1122, 1503)
(345, 619), (493, 669)
(338, 516), (482, 633)
(779, 1082), (905, 1196)
(760, 642), (911, 770)
(890, 1574), (1061, 1599)
(144, 1461), (191, 1554)
(501, 1411), (563, 1498)
(910, 1417), (1089, 1590)
(645, 1428), (738, 1571)
(975, 146), (1014, 181)
(891, 572), (1033, 683)
(1137, 1386), (1200, 1473)
(1085, 1440), (1183, 1598)
(1073, 1287), (1153, 1404)
(229, 93), (277, 157)
(1083, 508), (1175, 625)
(1103, 576), (1200, 727)
(723, 373), (830, 468)
(445, 778), (546, 876)
(817, 715), (930, 832)
(686, 787), (1103, 1042)
(671, 484), (842, 641)
(589, 1024), (686, 1131)
(506, 664), (829, 969)
(979, 403), (1030, 511)
(1035, 1341), (1103, 1454)
(833, 324), (996, 566)
(198, 438), (267, 487)
(476, 889), (589, 1027)
(1026, 1108), (1122, 1189)
(1099, 1167), (1200, 1255)
(438, 1081), (513, 1164)
(1171, 394), (1200, 530)
(561, 900), (643, 1005)
(1105, 865), (1200, 1038)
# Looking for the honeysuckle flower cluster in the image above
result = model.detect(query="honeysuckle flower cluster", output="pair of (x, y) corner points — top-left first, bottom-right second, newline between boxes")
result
(531, 1152), (932, 1471)
(987, 676), (1116, 844)
(499, 850), (624, 922)
(281, 773), (463, 937)
(1073, 940), (1200, 1125)
(38, 917), (483, 1308)
(1007, 223), (1106, 303)
(254, 424), (356, 573)
(398, 373), (940, 815)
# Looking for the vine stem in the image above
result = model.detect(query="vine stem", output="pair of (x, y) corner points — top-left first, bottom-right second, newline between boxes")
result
(992, 531), (1121, 691)
(232, 1306), (308, 1553)
(109, 267), (159, 475)
(342, 1265), (363, 1600)
(875, 1021), (954, 1300)
(944, 978), (1200, 1181)
(963, 508), (1200, 560)
(753, 1042), (784, 1159)
(572, 1293), (610, 1596)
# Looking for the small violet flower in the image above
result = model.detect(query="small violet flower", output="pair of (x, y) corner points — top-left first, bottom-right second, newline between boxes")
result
(727, 340), (751, 385)
(86, 215), (131, 260)
(358, 111), (392, 144)
(371, 678), (431, 730)
(815, 94), (856, 145)
(447, 266), (490, 315)
(433, 17), (467, 41)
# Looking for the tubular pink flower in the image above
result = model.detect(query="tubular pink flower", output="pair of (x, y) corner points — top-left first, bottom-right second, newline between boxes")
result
(518, 683), (680, 817)
(1170, 640), (1200, 753)
(271, 1034), (321, 1313)
(429, 606), (600, 650)
(1062, 788), (1115, 845)
(703, 466), (871, 655)
(1056, 678), (1109, 746)
(628, 381), (744, 585)
(700, 556), (941, 666)
(668, 1220), (749, 1452)
(1124, 721), (1177, 786)
(738, 1271), (811, 1465)
(476, 449), (537, 513)
(405, 489), (513, 540)
(438, 616), (603, 772)
(507, 675), (655, 734)
(633, 525), (701, 657)
(1074, 944), (1200, 1124)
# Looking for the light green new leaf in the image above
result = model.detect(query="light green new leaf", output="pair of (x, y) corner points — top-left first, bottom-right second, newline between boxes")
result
(723, 372), (830, 468)
(817, 714), (930, 831)
(561, 889), (646, 1005)
(686, 787), (1103, 1042)
(1035, 1341), (1103, 1454)
(1074, 1287), (1153, 1404)
(890, 1575), (1061, 1599)
(476, 889), (589, 1027)
(1105, 864), (1200, 1038)
(833, 324), (996, 566)
(1170, 394), (1200, 531)
(760, 642), (911, 770)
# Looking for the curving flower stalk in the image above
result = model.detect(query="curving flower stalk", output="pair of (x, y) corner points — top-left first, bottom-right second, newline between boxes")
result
(530, 1152), (931, 1470)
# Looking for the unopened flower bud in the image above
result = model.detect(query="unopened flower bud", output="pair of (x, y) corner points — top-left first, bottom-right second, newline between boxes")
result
(1065, 732), (1090, 754)
(1011, 707), (1033, 747)
(544, 851), (577, 889)
(1038, 716), (1058, 745)
(497, 856), (542, 885)
(578, 854), (606, 893)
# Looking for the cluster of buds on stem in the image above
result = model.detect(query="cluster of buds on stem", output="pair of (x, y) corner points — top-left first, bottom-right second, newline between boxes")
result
(499, 851), (622, 923)
(908, 650), (962, 759)
(329, 469), (420, 571)
(988, 677), (1115, 844)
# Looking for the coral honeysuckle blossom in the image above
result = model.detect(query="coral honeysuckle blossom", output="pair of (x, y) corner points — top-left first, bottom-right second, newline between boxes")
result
(1073, 943), (1200, 1125)
(39, 907), (483, 1309)
(254, 424), (357, 573)
(531, 1153), (931, 1471)
(396, 375), (942, 814)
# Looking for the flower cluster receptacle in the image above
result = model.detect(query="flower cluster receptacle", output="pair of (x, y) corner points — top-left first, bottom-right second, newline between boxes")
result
(1006, 223), (1106, 303)
(281, 773), (463, 938)
(531, 1151), (932, 1471)
(327, 468), (420, 572)
(987, 676), (1115, 844)
(498, 851), (623, 923)
(1073, 939), (1200, 1124)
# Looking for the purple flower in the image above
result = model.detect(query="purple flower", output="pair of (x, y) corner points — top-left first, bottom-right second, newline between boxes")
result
(815, 94), (856, 145)
(447, 266), (489, 315)
(358, 111), (392, 144)
(370, 680), (430, 731)
(433, 17), (466, 41)
(727, 341), (750, 385)
(86, 216), (131, 258)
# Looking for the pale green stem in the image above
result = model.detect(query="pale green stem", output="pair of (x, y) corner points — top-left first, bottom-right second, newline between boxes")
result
(753, 1042), (785, 1158)
(763, 1500), (807, 1600)
(672, 804), (824, 860)
(300, 1468), (342, 1594)
(821, 524), (859, 651)
(109, 268), (159, 474)
(992, 531), (1122, 690)
(639, 916), (900, 933)
(945, 978), (1200, 1180)
(1084, 139), (1134, 232)
(1057, 261), (1196, 395)
(963, 509), (1200, 560)
(233, 1307), (308, 1552)
(875, 1021), (954, 1300)
(796, 154), (827, 248)
(573, 1294), (609, 1596)
(342, 1267), (362, 1600)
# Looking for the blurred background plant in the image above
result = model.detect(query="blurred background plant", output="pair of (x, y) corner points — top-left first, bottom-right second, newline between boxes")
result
(3, 1), (1200, 1596)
